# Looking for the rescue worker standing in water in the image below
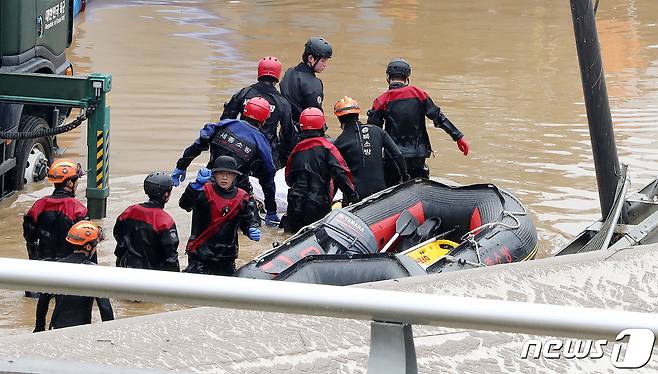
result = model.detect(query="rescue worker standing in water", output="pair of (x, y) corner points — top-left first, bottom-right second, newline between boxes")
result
(23, 159), (88, 264)
(280, 37), (332, 122)
(333, 96), (409, 199)
(221, 56), (297, 167)
(281, 108), (359, 233)
(113, 172), (180, 272)
(367, 58), (469, 182)
(179, 156), (261, 276)
(34, 221), (114, 332)
(172, 97), (280, 225)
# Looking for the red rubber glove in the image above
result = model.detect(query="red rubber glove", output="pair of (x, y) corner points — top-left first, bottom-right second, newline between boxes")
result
(456, 138), (469, 156)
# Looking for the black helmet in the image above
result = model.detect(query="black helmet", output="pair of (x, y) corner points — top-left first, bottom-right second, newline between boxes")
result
(386, 58), (411, 78)
(144, 171), (173, 198)
(212, 155), (242, 175)
(303, 37), (332, 60)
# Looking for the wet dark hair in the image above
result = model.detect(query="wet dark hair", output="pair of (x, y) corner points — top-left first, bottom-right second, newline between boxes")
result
(257, 75), (278, 84)
(387, 73), (408, 82)
(54, 176), (79, 189)
(243, 116), (262, 127)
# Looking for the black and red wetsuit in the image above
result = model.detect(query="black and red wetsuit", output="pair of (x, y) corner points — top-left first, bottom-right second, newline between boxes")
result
(367, 82), (464, 179)
(113, 200), (180, 272)
(179, 182), (258, 275)
(34, 252), (114, 332)
(23, 188), (88, 261)
(334, 119), (408, 199)
(283, 131), (359, 233)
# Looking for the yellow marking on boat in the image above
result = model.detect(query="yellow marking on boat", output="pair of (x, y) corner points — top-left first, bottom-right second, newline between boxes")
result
(521, 245), (539, 262)
(405, 239), (458, 269)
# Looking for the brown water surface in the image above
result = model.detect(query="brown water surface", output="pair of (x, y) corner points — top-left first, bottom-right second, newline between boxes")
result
(1, 0), (658, 336)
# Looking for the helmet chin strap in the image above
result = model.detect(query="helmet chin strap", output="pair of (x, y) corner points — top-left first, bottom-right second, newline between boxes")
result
(308, 55), (321, 71)
(75, 243), (96, 257)
(64, 179), (77, 195)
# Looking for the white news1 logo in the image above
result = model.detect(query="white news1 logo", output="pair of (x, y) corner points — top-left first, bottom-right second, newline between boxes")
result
(521, 329), (656, 369)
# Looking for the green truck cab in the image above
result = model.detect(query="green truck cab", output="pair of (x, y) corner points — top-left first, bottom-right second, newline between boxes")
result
(0, 0), (74, 199)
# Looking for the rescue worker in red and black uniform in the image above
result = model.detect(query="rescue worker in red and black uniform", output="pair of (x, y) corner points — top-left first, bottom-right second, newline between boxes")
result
(280, 37), (332, 123)
(172, 97), (280, 225)
(281, 108), (359, 233)
(179, 156), (261, 276)
(333, 96), (409, 199)
(23, 159), (88, 264)
(34, 221), (114, 332)
(113, 172), (180, 272)
(367, 58), (469, 182)
(221, 56), (297, 167)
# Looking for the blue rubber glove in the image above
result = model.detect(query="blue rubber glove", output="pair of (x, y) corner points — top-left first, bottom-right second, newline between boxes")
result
(199, 123), (216, 140)
(248, 227), (261, 241)
(171, 168), (186, 187)
(264, 211), (280, 226)
(190, 168), (211, 191)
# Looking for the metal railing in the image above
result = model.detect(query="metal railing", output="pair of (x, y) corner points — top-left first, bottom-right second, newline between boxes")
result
(0, 257), (657, 373)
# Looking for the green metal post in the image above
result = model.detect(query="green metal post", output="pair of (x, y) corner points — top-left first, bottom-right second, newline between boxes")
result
(85, 73), (112, 219)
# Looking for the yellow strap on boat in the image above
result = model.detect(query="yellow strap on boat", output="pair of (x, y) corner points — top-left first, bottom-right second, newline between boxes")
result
(406, 239), (459, 269)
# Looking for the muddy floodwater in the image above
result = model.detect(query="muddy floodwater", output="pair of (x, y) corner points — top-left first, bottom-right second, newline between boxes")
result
(1, 0), (658, 337)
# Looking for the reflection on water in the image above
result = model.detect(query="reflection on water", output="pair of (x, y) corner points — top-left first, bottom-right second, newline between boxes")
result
(2, 0), (658, 336)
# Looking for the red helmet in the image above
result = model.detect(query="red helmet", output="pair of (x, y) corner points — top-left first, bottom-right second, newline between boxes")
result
(299, 107), (325, 131)
(242, 97), (271, 124)
(258, 56), (282, 81)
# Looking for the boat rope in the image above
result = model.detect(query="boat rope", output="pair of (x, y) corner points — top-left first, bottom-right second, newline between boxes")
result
(0, 105), (96, 140)
(443, 254), (485, 268)
(459, 188), (530, 266)
(464, 234), (485, 266)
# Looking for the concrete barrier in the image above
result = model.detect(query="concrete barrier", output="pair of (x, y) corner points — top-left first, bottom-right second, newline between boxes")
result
(1, 245), (657, 373)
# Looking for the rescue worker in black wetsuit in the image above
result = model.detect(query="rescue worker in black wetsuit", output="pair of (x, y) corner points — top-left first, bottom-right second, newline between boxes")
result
(281, 108), (359, 233)
(333, 96), (409, 199)
(280, 37), (332, 123)
(34, 221), (114, 332)
(23, 159), (88, 263)
(172, 97), (280, 225)
(367, 58), (470, 182)
(113, 172), (180, 272)
(220, 56), (297, 167)
(23, 159), (89, 298)
(179, 156), (261, 276)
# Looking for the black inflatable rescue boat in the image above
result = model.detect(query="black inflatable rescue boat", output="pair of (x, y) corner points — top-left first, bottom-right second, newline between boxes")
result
(236, 179), (538, 285)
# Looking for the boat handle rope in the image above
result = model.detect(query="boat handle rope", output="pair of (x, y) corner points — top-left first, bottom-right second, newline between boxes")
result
(459, 189), (529, 266)
(442, 254), (485, 268)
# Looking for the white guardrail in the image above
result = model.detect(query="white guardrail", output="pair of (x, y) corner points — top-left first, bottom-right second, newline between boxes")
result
(0, 257), (657, 373)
